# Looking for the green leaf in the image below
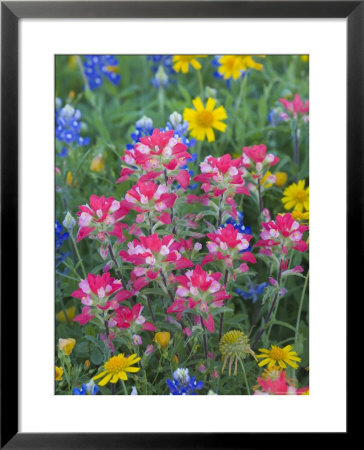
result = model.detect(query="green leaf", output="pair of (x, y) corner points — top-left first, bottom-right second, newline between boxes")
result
(76, 341), (89, 357)
(90, 346), (104, 365)
(177, 84), (191, 103)
(264, 320), (296, 333)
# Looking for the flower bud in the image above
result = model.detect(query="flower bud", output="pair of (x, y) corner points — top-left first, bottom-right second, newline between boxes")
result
(154, 331), (170, 349)
(58, 338), (76, 355)
(63, 211), (76, 232)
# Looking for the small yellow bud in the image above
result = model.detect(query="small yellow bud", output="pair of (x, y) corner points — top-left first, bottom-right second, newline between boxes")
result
(275, 172), (288, 187)
(66, 171), (73, 186)
(84, 360), (90, 369)
(57, 306), (76, 323)
(90, 154), (104, 172)
(55, 365), (63, 381)
(300, 55), (309, 62)
(154, 331), (170, 349)
(173, 354), (179, 363)
(68, 56), (77, 69)
(58, 338), (76, 356)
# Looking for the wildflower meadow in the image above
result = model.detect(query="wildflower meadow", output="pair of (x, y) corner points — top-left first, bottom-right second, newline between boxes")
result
(55, 55), (309, 396)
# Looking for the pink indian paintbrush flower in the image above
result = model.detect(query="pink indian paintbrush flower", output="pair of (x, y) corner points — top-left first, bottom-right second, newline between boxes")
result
(195, 153), (250, 198)
(120, 179), (177, 224)
(119, 128), (192, 187)
(278, 94), (309, 118)
(112, 303), (156, 332)
(71, 272), (132, 312)
(167, 265), (231, 333)
(201, 223), (256, 268)
(255, 212), (309, 255)
(120, 233), (193, 281)
(76, 194), (129, 242)
(241, 144), (280, 181)
(254, 371), (309, 395)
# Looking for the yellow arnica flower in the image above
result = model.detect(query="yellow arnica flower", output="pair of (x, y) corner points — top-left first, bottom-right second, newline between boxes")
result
(172, 55), (207, 73)
(55, 365), (63, 381)
(90, 154), (104, 172)
(57, 306), (76, 323)
(217, 55), (263, 80)
(93, 353), (141, 386)
(275, 172), (288, 187)
(291, 210), (309, 222)
(183, 97), (227, 142)
(282, 179), (309, 212)
(257, 345), (301, 370)
(154, 331), (170, 349)
(219, 330), (257, 376)
(58, 338), (76, 356)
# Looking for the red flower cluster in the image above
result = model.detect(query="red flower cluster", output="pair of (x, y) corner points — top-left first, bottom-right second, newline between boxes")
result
(167, 265), (231, 332)
(202, 223), (256, 270)
(256, 213), (309, 255)
(72, 272), (132, 324)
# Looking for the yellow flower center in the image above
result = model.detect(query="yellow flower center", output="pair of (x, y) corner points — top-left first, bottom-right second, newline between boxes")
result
(176, 56), (195, 62)
(221, 330), (243, 344)
(269, 347), (287, 361)
(224, 56), (240, 70)
(105, 354), (128, 374)
(196, 110), (214, 128)
(219, 330), (252, 358)
(295, 190), (307, 201)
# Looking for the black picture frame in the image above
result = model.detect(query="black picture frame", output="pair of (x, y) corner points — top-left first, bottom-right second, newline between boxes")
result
(1, 1), (355, 447)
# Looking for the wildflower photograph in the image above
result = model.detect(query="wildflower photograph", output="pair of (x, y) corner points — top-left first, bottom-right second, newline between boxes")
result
(55, 54), (309, 396)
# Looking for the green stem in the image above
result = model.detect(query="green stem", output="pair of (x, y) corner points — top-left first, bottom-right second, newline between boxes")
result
(295, 270), (309, 344)
(158, 86), (165, 120)
(70, 234), (86, 278)
(58, 296), (71, 326)
(238, 357), (250, 395)
(235, 76), (246, 110)
(121, 379), (128, 395)
(76, 55), (90, 91)
(195, 140), (202, 166)
(257, 177), (264, 214)
(197, 69), (204, 99)
(293, 125), (299, 171)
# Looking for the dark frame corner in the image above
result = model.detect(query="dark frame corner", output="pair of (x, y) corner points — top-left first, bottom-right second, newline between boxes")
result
(1, 1), (356, 448)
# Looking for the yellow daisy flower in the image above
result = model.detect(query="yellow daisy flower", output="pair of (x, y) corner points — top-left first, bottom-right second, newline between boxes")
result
(172, 55), (207, 73)
(93, 353), (141, 386)
(183, 97), (227, 142)
(55, 365), (63, 381)
(256, 345), (301, 370)
(58, 338), (76, 356)
(217, 55), (264, 80)
(282, 179), (309, 212)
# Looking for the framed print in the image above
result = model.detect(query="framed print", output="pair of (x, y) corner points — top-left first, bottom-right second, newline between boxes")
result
(1, 1), (356, 447)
